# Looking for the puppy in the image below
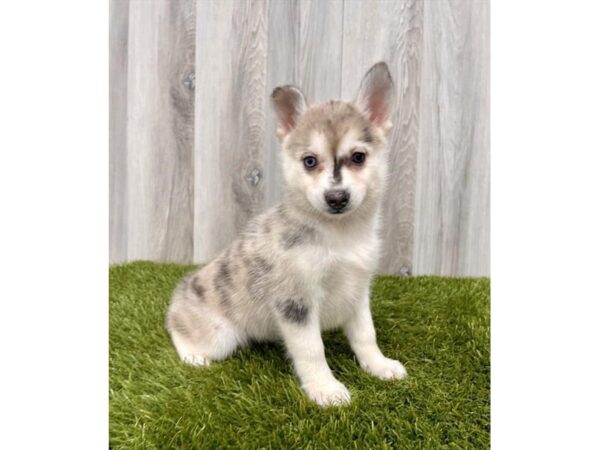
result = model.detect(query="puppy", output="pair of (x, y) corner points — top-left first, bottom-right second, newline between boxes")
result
(166, 62), (407, 407)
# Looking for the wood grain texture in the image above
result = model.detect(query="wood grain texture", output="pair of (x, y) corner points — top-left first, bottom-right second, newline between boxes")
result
(110, 0), (490, 276)
(194, 0), (268, 262)
(109, 0), (130, 263)
(263, 0), (298, 207)
(342, 0), (423, 275)
(413, 0), (490, 276)
(126, 0), (196, 262)
(297, 0), (344, 104)
(264, 0), (344, 207)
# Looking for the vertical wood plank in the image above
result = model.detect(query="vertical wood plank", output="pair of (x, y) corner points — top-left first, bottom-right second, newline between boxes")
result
(341, 0), (424, 275)
(194, 0), (269, 262)
(109, 0), (130, 263)
(126, 0), (196, 262)
(297, 0), (344, 103)
(413, 0), (490, 276)
(263, 0), (344, 207)
(263, 0), (299, 207)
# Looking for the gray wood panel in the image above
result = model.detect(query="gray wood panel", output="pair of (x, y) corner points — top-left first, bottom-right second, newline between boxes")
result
(110, 0), (490, 276)
(194, 0), (269, 262)
(263, 0), (298, 207)
(126, 0), (195, 262)
(296, 0), (344, 103)
(109, 0), (130, 264)
(413, 0), (490, 276)
(264, 0), (344, 207)
(341, 0), (423, 275)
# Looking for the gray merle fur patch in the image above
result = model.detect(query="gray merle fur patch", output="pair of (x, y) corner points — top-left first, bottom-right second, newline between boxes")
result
(189, 276), (205, 299)
(281, 224), (316, 249)
(277, 297), (309, 324)
(214, 260), (233, 307)
(245, 256), (274, 301)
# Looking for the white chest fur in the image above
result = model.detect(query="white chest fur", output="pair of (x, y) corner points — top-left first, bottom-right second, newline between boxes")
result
(295, 220), (380, 330)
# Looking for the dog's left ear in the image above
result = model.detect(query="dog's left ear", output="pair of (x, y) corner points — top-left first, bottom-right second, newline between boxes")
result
(271, 85), (307, 140)
(355, 62), (395, 133)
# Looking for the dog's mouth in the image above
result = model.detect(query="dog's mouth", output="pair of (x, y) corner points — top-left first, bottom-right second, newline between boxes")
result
(327, 206), (349, 215)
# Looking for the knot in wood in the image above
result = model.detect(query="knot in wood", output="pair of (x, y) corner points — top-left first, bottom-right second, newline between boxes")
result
(183, 72), (195, 90)
(245, 168), (262, 186)
(399, 266), (412, 276)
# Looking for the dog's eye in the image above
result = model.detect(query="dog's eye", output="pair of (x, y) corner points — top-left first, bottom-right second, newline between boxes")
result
(303, 156), (318, 169)
(351, 152), (366, 164)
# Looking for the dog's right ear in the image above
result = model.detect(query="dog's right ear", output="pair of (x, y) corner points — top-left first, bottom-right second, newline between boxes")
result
(355, 62), (395, 134)
(271, 85), (307, 140)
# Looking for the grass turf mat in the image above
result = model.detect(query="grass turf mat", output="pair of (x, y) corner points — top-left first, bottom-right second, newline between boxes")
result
(110, 261), (490, 449)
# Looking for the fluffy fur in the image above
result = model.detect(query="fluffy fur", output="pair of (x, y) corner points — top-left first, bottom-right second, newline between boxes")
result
(166, 62), (407, 407)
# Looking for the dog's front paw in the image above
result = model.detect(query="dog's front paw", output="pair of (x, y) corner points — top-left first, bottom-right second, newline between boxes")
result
(181, 353), (211, 366)
(362, 357), (407, 380)
(303, 379), (351, 407)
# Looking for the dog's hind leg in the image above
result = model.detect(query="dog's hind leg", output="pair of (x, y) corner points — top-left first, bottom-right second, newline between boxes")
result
(167, 308), (241, 366)
(166, 272), (242, 366)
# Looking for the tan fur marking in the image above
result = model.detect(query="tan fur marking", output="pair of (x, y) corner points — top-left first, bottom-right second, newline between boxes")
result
(287, 102), (375, 155)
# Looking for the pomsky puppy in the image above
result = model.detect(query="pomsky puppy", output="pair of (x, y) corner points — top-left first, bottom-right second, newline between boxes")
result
(166, 61), (407, 407)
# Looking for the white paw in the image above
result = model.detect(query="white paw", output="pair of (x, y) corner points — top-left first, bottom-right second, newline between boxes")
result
(303, 379), (351, 407)
(362, 357), (407, 380)
(181, 354), (210, 366)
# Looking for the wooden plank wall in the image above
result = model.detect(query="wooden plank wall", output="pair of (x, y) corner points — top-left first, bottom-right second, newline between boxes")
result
(109, 0), (130, 263)
(413, 0), (490, 276)
(125, 0), (195, 261)
(194, 0), (269, 262)
(109, 0), (490, 276)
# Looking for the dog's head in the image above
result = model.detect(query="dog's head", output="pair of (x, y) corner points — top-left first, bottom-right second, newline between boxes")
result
(272, 62), (395, 219)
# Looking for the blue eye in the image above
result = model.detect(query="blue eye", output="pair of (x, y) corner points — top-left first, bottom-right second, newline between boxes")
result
(303, 156), (318, 169)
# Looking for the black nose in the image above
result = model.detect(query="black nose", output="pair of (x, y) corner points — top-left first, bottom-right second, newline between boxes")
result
(324, 190), (350, 212)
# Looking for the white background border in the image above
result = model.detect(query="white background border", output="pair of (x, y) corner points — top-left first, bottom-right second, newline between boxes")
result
(493, 1), (600, 448)
(0, 1), (107, 448)
(1, 0), (599, 448)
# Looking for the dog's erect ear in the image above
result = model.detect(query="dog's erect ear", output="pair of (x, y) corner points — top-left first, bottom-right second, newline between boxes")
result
(355, 62), (395, 131)
(271, 85), (307, 139)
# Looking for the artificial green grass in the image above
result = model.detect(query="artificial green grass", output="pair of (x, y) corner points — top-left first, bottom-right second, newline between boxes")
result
(110, 261), (490, 449)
